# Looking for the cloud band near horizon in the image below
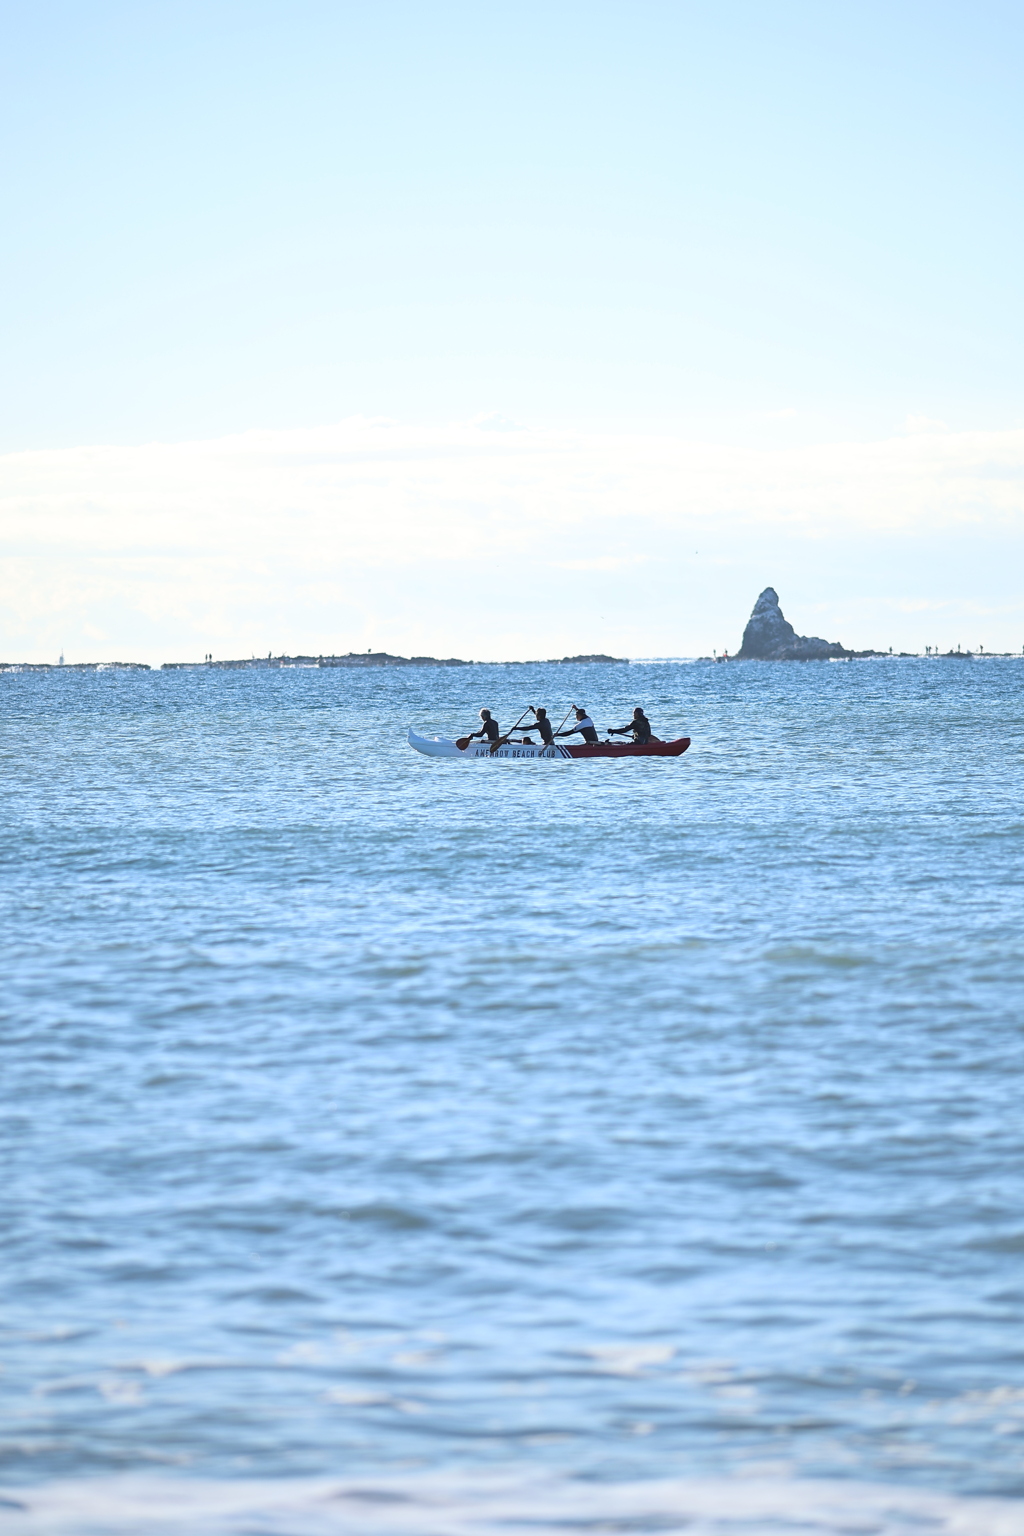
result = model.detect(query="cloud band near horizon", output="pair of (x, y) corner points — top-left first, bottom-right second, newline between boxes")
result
(2, 416), (1024, 664)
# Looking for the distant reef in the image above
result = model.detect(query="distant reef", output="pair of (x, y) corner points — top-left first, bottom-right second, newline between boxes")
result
(554, 653), (626, 664)
(160, 652), (627, 669)
(161, 652), (469, 670)
(1, 652), (628, 674)
(735, 588), (881, 661)
(0, 661), (150, 673)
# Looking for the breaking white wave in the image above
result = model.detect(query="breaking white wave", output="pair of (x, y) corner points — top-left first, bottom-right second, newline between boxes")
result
(3, 1471), (1024, 1536)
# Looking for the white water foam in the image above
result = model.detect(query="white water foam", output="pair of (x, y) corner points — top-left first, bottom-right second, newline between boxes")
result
(2, 1474), (1024, 1536)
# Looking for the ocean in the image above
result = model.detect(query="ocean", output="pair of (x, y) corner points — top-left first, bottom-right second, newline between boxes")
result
(3, 659), (1024, 1535)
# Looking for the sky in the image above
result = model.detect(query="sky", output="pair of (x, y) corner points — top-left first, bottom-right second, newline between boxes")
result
(2, 0), (1024, 662)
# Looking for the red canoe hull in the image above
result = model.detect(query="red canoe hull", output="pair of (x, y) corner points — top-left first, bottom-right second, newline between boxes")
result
(563, 736), (691, 759)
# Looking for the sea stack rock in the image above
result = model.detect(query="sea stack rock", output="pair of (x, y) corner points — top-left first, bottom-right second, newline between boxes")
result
(737, 588), (848, 661)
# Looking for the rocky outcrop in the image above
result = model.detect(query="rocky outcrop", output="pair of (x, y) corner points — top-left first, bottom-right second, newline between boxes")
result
(736, 588), (850, 661)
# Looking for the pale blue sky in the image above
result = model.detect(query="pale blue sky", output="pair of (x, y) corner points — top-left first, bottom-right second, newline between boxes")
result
(4, 0), (1024, 451)
(4, 3), (1024, 663)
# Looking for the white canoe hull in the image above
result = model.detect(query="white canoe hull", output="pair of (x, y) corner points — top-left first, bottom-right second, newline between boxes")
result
(409, 728), (692, 761)
(408, 729), (572, 760)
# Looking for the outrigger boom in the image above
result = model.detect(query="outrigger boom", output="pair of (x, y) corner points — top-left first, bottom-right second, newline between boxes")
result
(408, 729), (691, 760)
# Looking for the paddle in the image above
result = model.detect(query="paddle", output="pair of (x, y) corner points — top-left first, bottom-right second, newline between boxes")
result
(551, 704), (576, 741)
(490, 706), (534, 753)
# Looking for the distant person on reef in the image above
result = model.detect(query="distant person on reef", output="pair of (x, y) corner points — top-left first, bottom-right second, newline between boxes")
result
(521, 707), (554, 746)
(556, 708), (599, 745)
(608, 708), (653, 745)
(466, 709), (500, 744)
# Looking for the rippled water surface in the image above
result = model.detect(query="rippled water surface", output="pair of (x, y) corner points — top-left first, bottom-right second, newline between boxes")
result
(3, 660), (1024, 1530)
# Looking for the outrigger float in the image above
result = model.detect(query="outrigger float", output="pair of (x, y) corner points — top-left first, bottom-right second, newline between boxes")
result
(408, 729), (691, 761)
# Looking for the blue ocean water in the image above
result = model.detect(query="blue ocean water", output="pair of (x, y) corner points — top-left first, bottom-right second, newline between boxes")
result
(3, 660), (1024, 1532)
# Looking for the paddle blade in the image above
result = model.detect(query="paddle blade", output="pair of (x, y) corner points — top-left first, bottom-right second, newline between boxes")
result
(455, 736), (471, 750)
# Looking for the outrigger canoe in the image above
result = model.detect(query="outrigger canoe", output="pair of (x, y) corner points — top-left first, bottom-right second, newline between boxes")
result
(408, 729), (691, 760)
